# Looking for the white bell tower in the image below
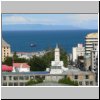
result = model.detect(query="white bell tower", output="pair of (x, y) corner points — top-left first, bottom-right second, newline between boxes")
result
(55, 44), (60, 61)
(50, 44), (64, 74)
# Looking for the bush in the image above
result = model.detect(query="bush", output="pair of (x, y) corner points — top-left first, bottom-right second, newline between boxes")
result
(26, 78), (43, 86)
(58, 77), (78, 86)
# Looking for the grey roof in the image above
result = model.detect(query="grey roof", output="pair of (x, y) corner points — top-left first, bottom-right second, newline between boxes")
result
(63, 69), (94, 75)
(2, 38), (10, 47)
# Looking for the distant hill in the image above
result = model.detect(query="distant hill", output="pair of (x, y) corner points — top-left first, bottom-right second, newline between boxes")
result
(2, 24), (97, 31)
(2, 24), (84, 31)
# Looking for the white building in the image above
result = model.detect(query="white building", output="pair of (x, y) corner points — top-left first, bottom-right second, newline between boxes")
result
(15, 52), (33, 59)
(85, 33), (98, 56)
(45, 44), (68, 82)
(72, 44), (85, 63)
(50, 44), (68, 74)
(12, 63), (30, 72)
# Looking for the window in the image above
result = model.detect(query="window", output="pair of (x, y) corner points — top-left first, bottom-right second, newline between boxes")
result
(4, 57), (5, 60)
(24, 76), (29, 80)
(3, 76), (6, 80)
(85, 81), (89, 85)
(19, 76), (24, 80)
(90, 81), (93, 85)
(13, 76), (18, 80)
(74, 75), (78, 79)
(14, 82), (18, 86)
(79, 81), (82, 85)
(85, 75), (89, 79)
(9, 76), (12, 80)
(20, 82), (24, 86)
(9, 82), (13, 86)
(3, 82), (7, 86)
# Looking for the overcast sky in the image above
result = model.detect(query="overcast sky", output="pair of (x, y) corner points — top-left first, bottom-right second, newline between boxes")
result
(2, 14), (98, 29)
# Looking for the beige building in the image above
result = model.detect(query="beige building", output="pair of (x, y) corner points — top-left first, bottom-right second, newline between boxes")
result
(85, 32), (98, 71)
(72, 44), (85, 62)
(2, 38), (11, 62)
(2, 70), (96, 86)
(66, 69), (96, 86)
(85, 32), (98, 55)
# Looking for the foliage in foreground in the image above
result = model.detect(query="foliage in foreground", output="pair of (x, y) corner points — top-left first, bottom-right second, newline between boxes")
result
(26, 77), (43, 86)
(58, 77), (79, 86)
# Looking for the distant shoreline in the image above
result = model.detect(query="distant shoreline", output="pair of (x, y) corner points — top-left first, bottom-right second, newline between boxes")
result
(2, 29), (98, 32)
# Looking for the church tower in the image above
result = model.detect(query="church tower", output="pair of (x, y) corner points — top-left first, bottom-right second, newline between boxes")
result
(55, 44), (60, 61)
(50, 44), (64, 74)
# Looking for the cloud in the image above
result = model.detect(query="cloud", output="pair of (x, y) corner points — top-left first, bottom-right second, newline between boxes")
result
(29, 18), (57, 25)
(2, 15), (57, 25)
(67, 14), (98, 25)
(2, 15), (29, 25)
(2, 14), (98, 29)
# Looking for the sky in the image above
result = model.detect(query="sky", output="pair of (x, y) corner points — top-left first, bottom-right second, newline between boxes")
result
(2, 14), (98, 30)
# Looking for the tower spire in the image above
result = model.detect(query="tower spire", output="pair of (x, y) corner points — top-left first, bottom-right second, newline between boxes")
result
(56, 43), (58, 48)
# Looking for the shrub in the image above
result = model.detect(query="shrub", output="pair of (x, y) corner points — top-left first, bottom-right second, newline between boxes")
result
(58, 77), (79, 86)
(26, 78), (43, 86)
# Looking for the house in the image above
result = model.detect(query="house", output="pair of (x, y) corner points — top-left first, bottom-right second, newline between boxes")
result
(12, 63), (30, 72)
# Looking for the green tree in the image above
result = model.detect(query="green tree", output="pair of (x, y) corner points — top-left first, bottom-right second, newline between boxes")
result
(3, 56), (28, 66)
(28, 56), (47, 71)
(42, 49), (54, 67)
(60, 47), (68, 67)
(58, 77), (79, 86)
(13, 52), (28, 63)
(13, 52), (18, 59)
(3, 57), (13, 66)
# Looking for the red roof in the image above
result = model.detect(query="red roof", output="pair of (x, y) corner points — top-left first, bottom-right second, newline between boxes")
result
(2, 65), (13, 72)
(13, 63), (30, 68)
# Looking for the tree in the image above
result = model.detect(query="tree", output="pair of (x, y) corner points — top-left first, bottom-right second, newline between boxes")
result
(60, 47), (68, 67)
(3, 57), (13, 66)
(3, 55), (28, 66)
(28, 56), (47, 71)
(58, 77), (78, 86)
(13, 52), (18, 59)
(42, 49), (54, 67)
